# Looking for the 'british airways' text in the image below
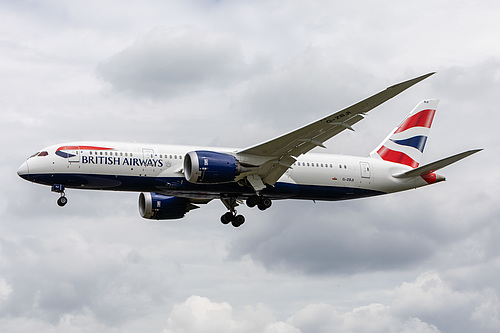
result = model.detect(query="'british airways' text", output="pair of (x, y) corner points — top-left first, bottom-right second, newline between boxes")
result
(81, 156), (164, 167)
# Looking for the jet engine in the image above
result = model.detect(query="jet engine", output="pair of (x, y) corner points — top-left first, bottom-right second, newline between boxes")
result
(139, 193), (197, 220)
(184, 151), (243, 184)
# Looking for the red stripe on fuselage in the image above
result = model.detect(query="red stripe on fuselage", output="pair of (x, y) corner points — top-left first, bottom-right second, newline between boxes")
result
(377, 146), (419, 168)
(394, 109), (436, 134)
(56, 146), (115, 151)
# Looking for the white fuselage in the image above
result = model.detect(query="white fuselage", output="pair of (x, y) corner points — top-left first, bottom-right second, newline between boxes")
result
(18, 141), (436, 202)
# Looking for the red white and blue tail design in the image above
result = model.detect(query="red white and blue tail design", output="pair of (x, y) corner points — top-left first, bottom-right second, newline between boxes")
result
(370, 99), (438, 168)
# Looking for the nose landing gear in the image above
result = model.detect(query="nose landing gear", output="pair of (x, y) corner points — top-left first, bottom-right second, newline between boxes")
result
(52, 184), (68, 207)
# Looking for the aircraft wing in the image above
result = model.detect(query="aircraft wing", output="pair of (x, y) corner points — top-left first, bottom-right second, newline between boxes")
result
(236, 72), (435, 188)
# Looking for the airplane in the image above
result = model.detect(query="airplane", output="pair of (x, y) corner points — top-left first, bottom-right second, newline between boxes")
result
(17, 72), (481, 227)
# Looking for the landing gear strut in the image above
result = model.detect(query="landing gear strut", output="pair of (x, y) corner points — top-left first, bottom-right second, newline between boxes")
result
(52, 184), (68, 207)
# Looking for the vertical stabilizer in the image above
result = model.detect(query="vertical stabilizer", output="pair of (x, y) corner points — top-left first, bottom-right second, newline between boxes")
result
(370, 99), (438, 168)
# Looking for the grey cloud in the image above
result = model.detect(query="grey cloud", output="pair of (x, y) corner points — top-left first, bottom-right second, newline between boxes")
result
(97, 28), (268, 99)
(228, 168), (500, 276)
(0, 230), (174, 325)
(233, 56), (376, 131)
(0, 272), (497, 332)
(227, 200), (442, 275)
(2, 1), (500, 332)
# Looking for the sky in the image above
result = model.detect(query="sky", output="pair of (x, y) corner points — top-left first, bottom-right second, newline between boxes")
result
(1, 0), (500, 332)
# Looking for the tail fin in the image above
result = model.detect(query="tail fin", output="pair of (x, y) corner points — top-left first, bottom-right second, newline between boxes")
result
(370, 99), (438, 168)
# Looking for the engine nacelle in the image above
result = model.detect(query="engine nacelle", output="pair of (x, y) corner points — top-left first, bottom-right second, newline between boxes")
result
(184, 150), (241, 184)
(139, 192), (193, 220)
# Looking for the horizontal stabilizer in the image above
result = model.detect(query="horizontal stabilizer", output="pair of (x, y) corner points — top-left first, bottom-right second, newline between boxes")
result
(392, 149), (482, 178)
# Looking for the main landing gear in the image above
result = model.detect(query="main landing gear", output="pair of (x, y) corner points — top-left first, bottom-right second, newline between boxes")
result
(245, 195), (272, 211)
(220, 211), (245, 227)
(52, 184), (68, 207)
(220, 197), (245, 227)
(220, 195), (272, 228)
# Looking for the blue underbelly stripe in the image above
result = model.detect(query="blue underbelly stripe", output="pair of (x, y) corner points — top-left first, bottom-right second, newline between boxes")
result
(27, 173), (386, 201)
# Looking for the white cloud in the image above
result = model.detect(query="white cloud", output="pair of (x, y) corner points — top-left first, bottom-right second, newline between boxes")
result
(289, 303), (441, 333)
(471, 291), (500, 331)
(0, 277), (12, 303)
(160, 271), (500, 333)
(391, 271), (500, 332)
(162, 296), (299, 333)
(393, 271), (475, 316)
(286, 271), (500, 333)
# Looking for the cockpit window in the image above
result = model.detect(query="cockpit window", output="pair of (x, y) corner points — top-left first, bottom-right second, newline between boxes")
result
(29, 151), (49, 158)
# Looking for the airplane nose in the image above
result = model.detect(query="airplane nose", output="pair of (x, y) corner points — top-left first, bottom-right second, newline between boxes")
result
(17, 161), (30, 180)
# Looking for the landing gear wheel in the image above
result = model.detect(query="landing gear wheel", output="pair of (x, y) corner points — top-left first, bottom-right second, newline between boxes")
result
(247, 196), (272, 211)
(57, 196), (68, 207)
(246, 196), (259, 208)
(232, 215), (245, 228)
(221, 212), (233, 225)
(257, 198), (272, 211)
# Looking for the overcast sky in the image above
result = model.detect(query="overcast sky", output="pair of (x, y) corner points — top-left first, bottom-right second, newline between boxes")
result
(1, 1), (499, 332)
